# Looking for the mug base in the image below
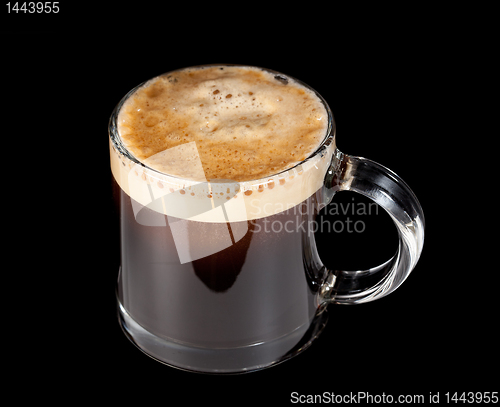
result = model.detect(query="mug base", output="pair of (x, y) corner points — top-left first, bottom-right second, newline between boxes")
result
(117, 299), (328, 374)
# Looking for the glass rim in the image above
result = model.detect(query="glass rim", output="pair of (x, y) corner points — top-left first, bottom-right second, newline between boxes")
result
(108, 64), (336, 185)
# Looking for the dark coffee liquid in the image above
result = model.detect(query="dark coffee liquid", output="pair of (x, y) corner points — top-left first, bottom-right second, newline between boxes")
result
(114, 177), (326, 349)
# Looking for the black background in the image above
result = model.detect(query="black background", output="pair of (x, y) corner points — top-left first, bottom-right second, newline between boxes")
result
(4, 24), (495, 404)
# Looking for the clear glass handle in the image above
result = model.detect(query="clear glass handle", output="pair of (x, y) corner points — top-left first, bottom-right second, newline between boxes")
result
(319, 150), (425, 304)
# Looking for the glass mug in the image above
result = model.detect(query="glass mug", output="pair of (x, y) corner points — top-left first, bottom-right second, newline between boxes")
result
(109, 65), (425, 373)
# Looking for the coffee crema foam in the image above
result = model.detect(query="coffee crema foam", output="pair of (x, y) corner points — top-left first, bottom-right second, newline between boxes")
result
(110, 65), (335, 221)
(118, 66), (327, 182)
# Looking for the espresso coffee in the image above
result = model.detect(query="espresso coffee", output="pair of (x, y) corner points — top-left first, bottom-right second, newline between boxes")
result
(110, 65), (335, 371)
(111, 64), (424, 372)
